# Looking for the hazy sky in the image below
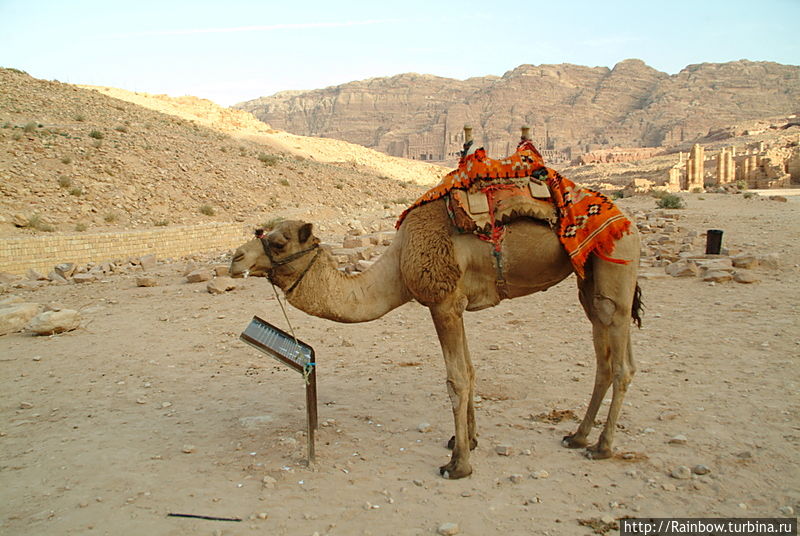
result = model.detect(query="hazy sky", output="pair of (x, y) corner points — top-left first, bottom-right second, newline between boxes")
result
(1, 0), (798, 106)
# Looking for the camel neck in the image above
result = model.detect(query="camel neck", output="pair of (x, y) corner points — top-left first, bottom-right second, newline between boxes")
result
(282, 240), (412, 323)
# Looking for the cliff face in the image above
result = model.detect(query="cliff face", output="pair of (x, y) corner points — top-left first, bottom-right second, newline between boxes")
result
(236, 59), (800, 164)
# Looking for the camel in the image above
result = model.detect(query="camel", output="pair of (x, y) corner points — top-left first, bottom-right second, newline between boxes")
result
(230, 194), (642, 479)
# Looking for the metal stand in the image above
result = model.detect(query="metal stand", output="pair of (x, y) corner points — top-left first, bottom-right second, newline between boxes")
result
(240, 315), (319, 464)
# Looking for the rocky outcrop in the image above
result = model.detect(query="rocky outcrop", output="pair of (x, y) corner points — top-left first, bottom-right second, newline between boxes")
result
(237, 60), (800, 165)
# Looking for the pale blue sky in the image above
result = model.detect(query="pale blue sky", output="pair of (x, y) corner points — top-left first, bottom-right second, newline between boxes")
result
(1, 0), (798, 106)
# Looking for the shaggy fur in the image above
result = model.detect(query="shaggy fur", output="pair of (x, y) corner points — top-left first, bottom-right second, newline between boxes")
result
(398, 200), (462, 305)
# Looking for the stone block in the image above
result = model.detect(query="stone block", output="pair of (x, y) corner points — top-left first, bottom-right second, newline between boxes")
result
(0, 303), (41, 336)
(28, 309), (80, 335)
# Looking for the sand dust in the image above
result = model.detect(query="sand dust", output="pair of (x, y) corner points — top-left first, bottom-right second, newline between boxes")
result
(1, 194), (799, 535)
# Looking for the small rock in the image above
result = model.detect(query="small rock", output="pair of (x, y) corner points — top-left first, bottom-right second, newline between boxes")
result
(488, 344), (500, 350)
(54, 263), (76, 279)
(769, 195), (788, 202)
(257, 512), (268, 520)
(668, 434), (688, 445)
(48, 271), (68, 284)
(437, 522), (460, 536)
(495, 444), (512, 456)
(509, 474), (524, 484)
(600, 514), (615, 525)
(207, 276), (237, 294)
(733, 270), (759, 284)
(19, 402), (34, 409)
(213, 265), (229, 277)
(26, 269), (47, 281)
(139, 254), (157, 271)
(702, 270), (733, 283)
(778, 505), (794, 516)
(731, 254), (758, 269)
(417, 422), (431, 433)
(261, 476), (277, 489)
(28, 309), (80, 335)
(531, 469), (550, 479)
(136, 276), (157, 287)
(661, 483), (677, 491)
(670, 465), (692, 480)
(181, 445), (195, 454)
(72, 273), (97, 284)
(692, 464), (711, 475)
(186, 269), (213, 283)
(12, 213), (28, 227)
(665, 261), (698, 277)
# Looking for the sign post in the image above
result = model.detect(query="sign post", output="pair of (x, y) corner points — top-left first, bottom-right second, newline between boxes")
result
(239, 316), (318, 463)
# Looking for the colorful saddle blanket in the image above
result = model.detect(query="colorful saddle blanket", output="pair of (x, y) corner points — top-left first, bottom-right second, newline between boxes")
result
(397, 140), (632, 278)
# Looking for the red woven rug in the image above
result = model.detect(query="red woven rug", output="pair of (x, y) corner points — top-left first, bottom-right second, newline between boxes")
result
(397, 140), (632, 278)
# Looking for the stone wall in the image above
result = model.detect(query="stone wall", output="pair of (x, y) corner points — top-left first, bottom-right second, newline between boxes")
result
(0, 222), (249, 275)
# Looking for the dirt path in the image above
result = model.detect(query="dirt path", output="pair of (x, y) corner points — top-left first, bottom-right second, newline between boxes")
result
(1, 194), (798, 535)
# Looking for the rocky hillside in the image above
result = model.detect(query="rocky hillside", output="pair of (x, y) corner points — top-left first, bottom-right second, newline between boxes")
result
(237, 59), (800, 164)
(78, 85), (447, 186)
(0, 68), (431, 237)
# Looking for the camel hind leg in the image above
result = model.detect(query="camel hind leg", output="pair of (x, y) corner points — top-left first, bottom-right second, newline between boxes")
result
(563, 246), (639, 459)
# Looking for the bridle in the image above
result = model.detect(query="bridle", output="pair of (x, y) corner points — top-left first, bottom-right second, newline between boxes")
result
(260, 237), (320, 294)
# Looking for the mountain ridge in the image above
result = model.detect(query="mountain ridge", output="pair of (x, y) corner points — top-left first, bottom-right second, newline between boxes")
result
(236, 59), (800, 165)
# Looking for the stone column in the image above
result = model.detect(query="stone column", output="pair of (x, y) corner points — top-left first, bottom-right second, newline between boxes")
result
(687, 143), (705, 191)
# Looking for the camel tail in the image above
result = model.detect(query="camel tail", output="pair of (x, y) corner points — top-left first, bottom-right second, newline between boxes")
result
(631, 283), (643, 328)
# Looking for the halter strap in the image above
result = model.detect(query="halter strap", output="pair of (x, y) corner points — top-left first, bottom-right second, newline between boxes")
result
(260, 237), (321, 294)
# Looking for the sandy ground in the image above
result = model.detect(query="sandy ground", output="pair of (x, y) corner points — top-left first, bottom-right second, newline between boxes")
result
(2, 194), (799, 536)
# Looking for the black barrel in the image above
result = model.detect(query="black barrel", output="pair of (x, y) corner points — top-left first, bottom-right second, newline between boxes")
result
(706, 229), (724, 255)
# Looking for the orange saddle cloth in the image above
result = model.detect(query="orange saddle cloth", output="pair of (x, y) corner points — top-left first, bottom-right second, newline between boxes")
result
(397, 140), (632, 278)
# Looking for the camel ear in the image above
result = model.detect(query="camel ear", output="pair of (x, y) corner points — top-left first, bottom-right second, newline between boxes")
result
(298, 223), (313, 243)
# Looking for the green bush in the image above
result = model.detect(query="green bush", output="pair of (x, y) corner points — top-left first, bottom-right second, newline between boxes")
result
(28, 215), (54, 232)
(23, 122), (38, 133)
(104, 213), (118, 223)
(258, 153), (279, 166)
(279, 178), (290, 186)
(69, 187), (83, 196)
(655, 193), (686, 209)
(61, 156), (72, 164)
(75, 222), (88, 232)
(89, 130), (104, 139)
(199, 205), (215, 216)
(58, 175), (72, 188)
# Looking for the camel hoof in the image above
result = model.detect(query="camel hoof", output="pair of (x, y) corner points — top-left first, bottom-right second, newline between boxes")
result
(439, 462), (473, 480)
(584, 444), (613, 460)
(561, 433), (588, 449)
(447, 436), (478, 451)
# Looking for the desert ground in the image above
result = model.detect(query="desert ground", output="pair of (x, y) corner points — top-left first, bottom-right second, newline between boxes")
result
(1, 192), (798, 536)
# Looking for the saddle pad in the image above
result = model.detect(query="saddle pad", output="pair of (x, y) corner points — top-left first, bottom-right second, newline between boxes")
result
(449, 187), (556, 234)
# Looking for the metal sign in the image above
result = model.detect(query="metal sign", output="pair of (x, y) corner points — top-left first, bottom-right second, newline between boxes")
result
(240, 315), (313, 372)
(240, 315), (318, 462)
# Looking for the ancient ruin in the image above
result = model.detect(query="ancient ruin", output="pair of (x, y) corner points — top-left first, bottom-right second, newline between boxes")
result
(665, 136), (800, 191)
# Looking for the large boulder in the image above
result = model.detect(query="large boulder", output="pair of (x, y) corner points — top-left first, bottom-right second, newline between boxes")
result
(28, 309), (81, 335)
(0, 303), (41, 336)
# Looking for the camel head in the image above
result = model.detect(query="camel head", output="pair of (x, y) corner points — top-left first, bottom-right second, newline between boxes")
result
(229, 220), (318, 279)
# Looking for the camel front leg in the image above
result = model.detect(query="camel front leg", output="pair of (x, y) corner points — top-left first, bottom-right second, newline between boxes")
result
(430, 296), (473, 479)
(447, 317), (478, 451)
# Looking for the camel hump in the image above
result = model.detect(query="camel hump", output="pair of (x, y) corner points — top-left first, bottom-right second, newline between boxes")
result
(398, 200), (461, 304)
